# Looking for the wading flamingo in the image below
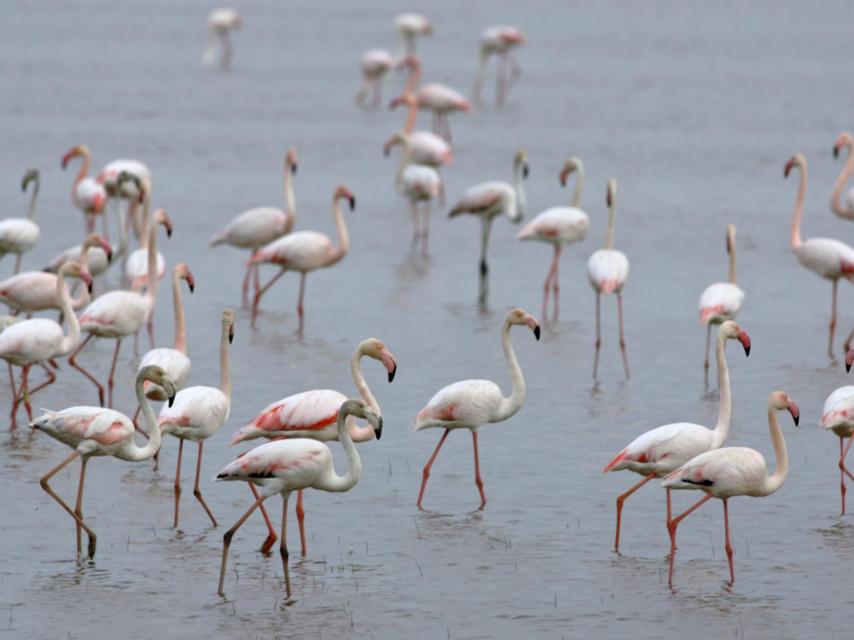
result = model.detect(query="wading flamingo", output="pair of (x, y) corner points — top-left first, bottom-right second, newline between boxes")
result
(384, 131), (442, 253)
(204, 8), (242, 70)
(587, 179), (630, 379)
(96, 158), (150, 256)
(517, 157), (589, 321)
(125, 176), (170, 290)
(210, 148), (298, 307)
(820, 383), (854, 514)
(62, 145), (108, 236)
(356, 49), (396, 109)
(45, 232), (114, 282)
(663, 390), (798, 587)
(449, 150), (527, 305)
(249, 185), (354, 330)
(158, 309), (234, 528)
(216, 398), (381, 599)
(698, 224), (745, 386)
(0, 169), (40, 275)
(415, 308), (539, 510)
(400, 56), (470, 143)
(31, 365), (176, 561)
(603, 321), (751, 552)
(472, 26), (525, 108)
(231, 337), (397, 555)
(831, 132), (854, 220)
(395, 13), (432, 55)
(784, 153), (854, 360)
(1, 262), (91, 429)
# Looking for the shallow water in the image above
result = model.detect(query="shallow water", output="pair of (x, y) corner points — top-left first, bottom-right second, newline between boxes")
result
(3, 0), (854, 638)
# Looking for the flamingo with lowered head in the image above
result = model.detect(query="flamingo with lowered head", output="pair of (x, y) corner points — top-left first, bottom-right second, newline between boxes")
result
(389, 93), (453, 168)
(124, 175), (171, 290)
(415, 308), (540, 510)
(517, 157), (590, 321)
(400, 56), (470, 143)
(216, 398), (381, 599)
(698, 224), (745, 385)
(784, 153), (854, 360)
(231, 337), (396, 555)
(663, 390), (798, 587)
(587, 179), (630, 379)
(820, 382), (854, 514)
(472, 26), (525, 108)
(603, 320), (751, 552)
(249, 185), (354, 330)
(62, 144), (108, 236)
(449, 150), (528, 305)
(394, 13), (432, 55)
(831, 131), (854, 220)
(356, 49), (397, 109)
(31, 365), (176, 561)
(210, 148), (298, 307)
(96, 158), (150, 256)
(0, 169), (40, 275)
(45, 232), (114, 282)
(204, 8), (242, 70)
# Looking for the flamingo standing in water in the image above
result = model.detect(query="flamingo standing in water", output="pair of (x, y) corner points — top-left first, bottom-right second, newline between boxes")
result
(587, 179), (630, 379)
(415, 308), (540, 510)
(603, 321), (751, 552)
(158, 309), (234, 528)
(96, 158), (150, 256)
(0, 169), (40, 275)
(249, 185), (354, 330)
(517, 157), (590, 321)
(356, 49), (396, 109)
(1, 262), (91, 429)
(400, 56), (470, 143)
(394, 13), (432, 55)
(820, 383), (854, 514)
(124, 176), (171, 290)
(231, 337), (397, 555)
(31, 365), (176, 561)
(449, 150), (528, 305)
(663, 391), (798, 587)
(831, 132), (854, 220)
(204, 8), (242, 70)
(698, 224), (745, 386)
(216, 398), (381, 599)
(784, 153), (854, 360)
(62, 144), (108, 236)
(210, 148), (298, 307)
(472, 26), (525, 108)
(45, 232), (114, 287)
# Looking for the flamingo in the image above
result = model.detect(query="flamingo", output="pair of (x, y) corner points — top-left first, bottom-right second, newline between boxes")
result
(831, 131), (854, 220)
(249, 185), (354, 330)
(204, 8), (242, 70)
(517, 157), (590, 321)
(663, 391), (798, 587)
(1, 262), (91, 429)
(96, 158), (150, 256)
(384, 131), (442, 253)
(784, 153), (854, 360)
(820, 383), (854, 514)
(698, 224), (745, 385)
(31, 365), (176, 561)
(210, 148), (298, 307)
(44, 232), (114, 281)
(603, 320), (751, 552)
(449, 150), (528, 305)
(61, 144), (108, 236)
(158, 309), (234, 529)
(69, 199), (165, 408)
(124, 176), (171, 290)
(0, 169), (40, 275)
(400, 56), (470, 143)
(388, 93), (453, 168)
(587, 179), (630, 379)
(472, 26), (525, 108)
(356, 49), (396, 109)
(415, 308), (540, 510)
(231, 337), (397, 555)
(0, 234), (111, 315)
(394, 13), (432, 55)
(216, 398), (381, 599)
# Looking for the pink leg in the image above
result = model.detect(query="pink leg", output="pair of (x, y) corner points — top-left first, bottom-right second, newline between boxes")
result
(840, 436), (854, 514)
(421, 202), (431, 255)
(617, 292), (630, 379)
(496, 52), (506, 106)
(703, 323), (712, 387)
(667, 493), (713, 587)
(722, 498), (735, 584)
(74, 456), (89, 557)
(69, 334), (104, 406)
(218, 492), (266, 596)
(830, 280), (838, 361)
(241, 258), (254, 307)
(7, 363), (18, 430)
(251, 268), (286, 328)
(613, 472), (656, 553)
(472, 431), (487, 508)
(279, 494), (293, 599)
(39, 451), (97, 559)
(593, 293), (601, 380)
(147, 316), (155, 350)
(410, 201), (420, 248)
(194, 442), (217, 526)
(173, 439), (184, 528)
(253, 263), (260, 299)
(107, 339), (122, 409)
(417, 429), (450, 510)
(542, 245), (560, 321)
(28, 363), (57, 398)
(19, 364), (33, 421)
(552, 245), (562, 322)
(296, 272), (307, 332)
(249, 483), (278, 553)
(295, 489), (306, 557)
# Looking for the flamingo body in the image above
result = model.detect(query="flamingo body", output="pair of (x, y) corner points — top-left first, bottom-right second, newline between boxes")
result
(821, 386), (854, 438)
(97, 160), (150, 198)
(361, 49), (394, 78)
(254, 231), (335, 272)
(517, 207), (588, 244)
(451, 182), (519, 222)
(232, 388), (349, 444)
(480, 26), (525, 54)
(32, 407), (136, 457)
(159, 386), (229, 441)
(79, 291), (150, 338)
(417, 83), (471, 114)
(140, 348), (191, 399)
(126, 248), (166, 284)
(46, 245), (111, 277)
(211, 207), (290, 249)
(604, 422), (719, 476)
(587, 249), (629, 294)
(0, 272), (87, 314)
(0, 219), (39, 256)
(72, 179), (107, 215)
(0, 318), (69, 365)
(795, 238), (854, 280)
(415, 379), (506, 430)
(699, 282), (744, 324)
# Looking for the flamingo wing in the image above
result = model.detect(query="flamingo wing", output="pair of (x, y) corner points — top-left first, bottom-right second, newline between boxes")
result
(663, 447), (768, 497)
(415, 379), (503, 430)
(587, 249), (629, 293)
(231, 389), (348, 444)
(698, 282), (745, 324)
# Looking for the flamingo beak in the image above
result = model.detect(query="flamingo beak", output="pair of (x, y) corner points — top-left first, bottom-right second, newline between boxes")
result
(784, 159), (795, 178)
(187, 273), (195, 294)
(522, 163), (529, 179)
(834, 144), (841, 159)
(165, 222), (173, 239)
(524, 314), (541, 340)
(61, 150), (74, 169)
(845, 348), (854, 372)
(168, 393), (176, 408)
(559, 168), (569, 187)
(99, 237), (113, 263)
(380, 348), (397, 383)
(787, 400), (800, 426)
(373, 414), (383, 440)
(349, 196), (356, 211)
(81, 271), (94, 294)
(737, 330), (751, 357)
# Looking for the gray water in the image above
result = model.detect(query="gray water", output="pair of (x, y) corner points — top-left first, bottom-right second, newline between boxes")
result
(2, 1), (854, 638)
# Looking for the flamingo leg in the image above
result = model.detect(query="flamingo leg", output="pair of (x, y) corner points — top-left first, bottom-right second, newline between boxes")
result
(421, 202), (431, 255)
(280, 494), (293, 600)
(295, 489), (307, 557)
(504, 52), (522, 101)
(221, 32), (232, 70)
(20, 364), (33, 422)
(7, 363), (18, 430)
(722, 498), (735, 584)
(39, 451), (97, 559)
(173, 438), (183, 528)
(417, 428), (450, 510)
(69, 334), (104, 406)
(478, 219), (492, 305)
(613, 472), (656, 553)
(13, 253), (22, 275)
(617, 292), (630, 379)
(249, 483), (278, 554)
(253, 263), (260, 299)
(106, 339), (122, 409)
(472, 431), (487, 508)
(354, 79), (370, 107)
(703, 323), (712, 387)
(543, 245), (560, 321)
(593, 292), (601, 380)
(296, 272), (307, 332)
(442, 114), (453, 144)
(666, 493), (713, 587)
(74, 457), (88, 557)
(552, 245), (562, 322)
(27, 363), (57, 399)
(193, 442), (217, 526)
(251, 268), (286, 328)
(410, 201), (420, 248)
(217, 492), (266, 597)
(495, 52), (506, 106)
(372, 80), (382, 110)
(840, 436), (854, 514)
(829, 280), (838, 361)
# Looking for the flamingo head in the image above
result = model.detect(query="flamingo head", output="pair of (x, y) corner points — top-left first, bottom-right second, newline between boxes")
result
(222, 308), (235, 344)
(383, 132), (405, 156)
(21, 169), (39, 192)
(846, 348), (854, 373)
(396, 55), (420, 72)
(59, 260), (93, 294)
(606, 178), (618, 209)
(175, 262), (195, 293)
(507, 307), (540, 340)
(388, 93), (415, 110)
(153, 209), (173, 238)
(501, 28), (525, 46)
(61, 144), (87, 169)
(83, 233), (113, 263)
(833, 132), (853, 159)
(140, 365), (177, 407)
(340, 399), (383, 440)
(286, 147), (298, 174)
(335, 185), (356, 210)
(559, 157), (582, 187)
(360, 338), (398, 382)
(784, 153), (805, 178)
(726, 223), (736, 254)
(770, 391), (799, 426)
(720, 320), (750, 356)
(515, 150), (529, 179)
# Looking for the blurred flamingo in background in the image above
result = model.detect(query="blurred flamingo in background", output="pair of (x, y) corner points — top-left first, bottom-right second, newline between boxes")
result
(472, 26), (525, 108)
(400, 56), (470, 142)
(0, 169), (40, 275)
(820, 384), (854, 514)
(394, 13), (432, 55)
(97, 158), (150, 256)
(204, 8), (242, 70)
(356, 49), (396, 109)
(124, 177), (171, 291)
(831, 132), (854, 220)
(62, 145), (108, 236)
(45, 232), (114, 286)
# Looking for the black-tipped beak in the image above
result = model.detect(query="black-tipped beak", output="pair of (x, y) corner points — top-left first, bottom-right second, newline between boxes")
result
(87, 282), (94, 294)
(374, 416), (383, 440)
(388, 365), (397, 383)
(292, 163), (298, 175)
(738, 331), (751, 357)
(788, 401), (800, 426)
(189, 283), (195, 294)
(533, 325), (541, 340)
(848, 360), (852, 373)
(229, 330), (234, 344)
(106, 249), (113, 263)
(522, 163), (529, 179)
(168, 394), (176, 408)
(349, 197), (356, 211)
(166, 228), (173, 239)
(834, 146), (840, 160)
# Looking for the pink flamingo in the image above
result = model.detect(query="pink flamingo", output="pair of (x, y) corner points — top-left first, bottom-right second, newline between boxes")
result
(785, 153), (854, 359)
(249, 185), (354, 330)
(472, 26), (525, 108)
(0, 169), (40, 275)
(394, 13), (432, 55)
(831, 132), (854, 220)
(31, 365), (176, 561)
(231, 337), (397, 555)
(587, 179), (630, 379)
(698, 224), (744, 385)
(216, 398), (381, 598)
(125, 176), (171, 290)
(517, 157), (590, 321)
(449, 150), (528, 304)
(210, 148), (298, 307)
(62, 145), (108, 236)
(820, 383), (854, 514)
(203, 8), (242, 70)
(415, 308), (539, 510)
(663, 390), (798, 587)
(96, 158), (150, 256)
(1, 262), (90, 429)
(400, 56), (470, 143)
(603, 321), (750, 552)
(356, 50), (396, 109)
(158, 309), (234, 528)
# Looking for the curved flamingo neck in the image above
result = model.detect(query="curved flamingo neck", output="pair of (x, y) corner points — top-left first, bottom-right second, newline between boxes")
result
(144, 214), (159, 309)
(790, 165), (806, 250)
(349, 346), (380, 442)
(497, 320), (526, 421)
(56, 268), (81, 356)
(283, 161), (296, 232)
(316, 409), (361, 492)
(394, 137), (413, 192)
(124, 375), (162, 461)
(513, 161), (527, 218)
(139, 192), (152, 249)
(762, 404), (789, 495)
(831, 144), (854, 219)
(219, 318), (231, 401)
(75, 149), (90, 185)
(26, 179), (39, 221)
(728, 239), (737, 285)
(328, 196), (349, 265)
(604, 198), (616, 250)
(403, 99), (417, 134)
(570, 167), (584, 208)
(172, 271), (187, 353)
(711, 334), (732, 447)
(404, 61), (422, 95)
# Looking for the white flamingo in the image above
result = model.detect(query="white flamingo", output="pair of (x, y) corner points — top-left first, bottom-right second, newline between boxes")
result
(356, 49), (397, 109)
(204, 8), (242, 70)
(96, 158), (150, 256)
(62, 144), (108, 236)
(831, 131), (854, 220)
(394, 13), (432, 55)
(45, 232), (114, 281)
(400, 56), (470, 142)
(472, 25), (525, 108)
(0, 169), (40, 275)
(125, 177), (171, 290)
(820, 384), (854, 514)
